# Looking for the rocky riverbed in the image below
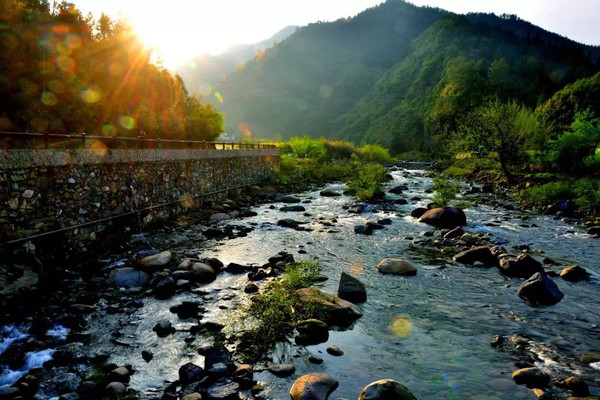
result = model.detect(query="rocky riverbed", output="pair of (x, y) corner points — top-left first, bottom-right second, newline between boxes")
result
(1, 167), (599, 400)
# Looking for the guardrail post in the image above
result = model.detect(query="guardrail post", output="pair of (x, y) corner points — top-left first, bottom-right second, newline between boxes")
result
(81, 132), (87, 147)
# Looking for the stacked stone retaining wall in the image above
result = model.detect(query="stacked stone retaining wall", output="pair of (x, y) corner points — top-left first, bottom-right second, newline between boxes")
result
(0, 148), (278, 242)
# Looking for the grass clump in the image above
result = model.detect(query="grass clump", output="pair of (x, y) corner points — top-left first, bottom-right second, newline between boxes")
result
(232, 259), (324, 361)
(519, 178), (600, 216)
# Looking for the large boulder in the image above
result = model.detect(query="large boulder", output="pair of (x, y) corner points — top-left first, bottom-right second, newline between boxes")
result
(452, 246), (498, 267)
(358, 379), (417, 400)
(138, 251), (172, 270)
(290, 373), (339, 400)
(282, 195), (302, 203)
(190, 263), (217, 283)
(107, 268), (149, 288)
(419, 207), (466, 229)
(410, 208), (428, 219)
(499, 254), (543, 278)
(294, 288), (362, 327)
(518, 273), (564, 305)
(179, 362), (206, 384)
(210, 213), (230, 222)
(376, 259), (417, 276)
(337, 272), (367, 303)
(320, 189), (341, 197)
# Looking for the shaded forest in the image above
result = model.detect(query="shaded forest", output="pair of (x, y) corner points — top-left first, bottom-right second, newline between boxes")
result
(0, 0), (223, 141)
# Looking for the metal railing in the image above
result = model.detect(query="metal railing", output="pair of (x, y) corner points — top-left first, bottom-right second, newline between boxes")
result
(0, 131), (276, 150)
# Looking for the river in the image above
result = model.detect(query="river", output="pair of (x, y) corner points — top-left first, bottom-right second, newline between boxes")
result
(1, 167), (599, 399)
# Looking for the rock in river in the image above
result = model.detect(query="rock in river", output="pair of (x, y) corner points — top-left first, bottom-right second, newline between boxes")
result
(290, 373), (339, 400)
(518, 272), (564, 305)
(419, 207), (466, 229)
(358, 379), (417, 400)
(179, 362), (206, 384)
(294, 288), (362, 327)
(138, 250), (172, 270)
(320, 189), (341, 197)
(337, 272), (367, 303)
(560, 265), (589, 282)
(268, 363), (295, 377)
(499, 254), (543, 278)
(452, 246), (498, 267)
(295, 319), (329, 345)
(512, 367), (550, 388)
(107, 268), (149, 288)
(377, 258), (417, 276)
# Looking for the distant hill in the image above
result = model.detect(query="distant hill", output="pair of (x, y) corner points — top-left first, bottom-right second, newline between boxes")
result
(187, 0), (599, 152)
(175, 26), (297, 99)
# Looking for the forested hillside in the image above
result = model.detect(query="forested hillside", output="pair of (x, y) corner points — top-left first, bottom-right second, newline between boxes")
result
(0, 0), (223, 140)
(210, 0), (599, 153)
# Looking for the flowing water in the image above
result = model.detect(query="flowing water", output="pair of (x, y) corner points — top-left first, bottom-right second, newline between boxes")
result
(2, 168), (599, 399)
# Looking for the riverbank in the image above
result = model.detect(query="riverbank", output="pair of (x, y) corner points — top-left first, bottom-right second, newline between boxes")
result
(1, 165), (599, 399)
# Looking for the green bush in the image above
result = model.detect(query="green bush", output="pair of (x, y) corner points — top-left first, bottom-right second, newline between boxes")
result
(356, 144), (394, 162)
(348, 164), (388, 201)
(321, 138), (356, 161)
(519, 180), (573, 208)
(431, 177), (459, 207)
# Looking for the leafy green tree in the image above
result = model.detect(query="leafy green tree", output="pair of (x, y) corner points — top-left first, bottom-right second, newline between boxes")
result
(453, 99), (540, 181)
(548, 112), (600, 175)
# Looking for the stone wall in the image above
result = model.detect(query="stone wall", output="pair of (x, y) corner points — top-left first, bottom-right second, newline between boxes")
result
(0, 148), (278, 242)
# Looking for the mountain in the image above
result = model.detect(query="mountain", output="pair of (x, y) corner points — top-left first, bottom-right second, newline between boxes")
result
(175, 26), (297, 99)
(196, 0), (599, 151)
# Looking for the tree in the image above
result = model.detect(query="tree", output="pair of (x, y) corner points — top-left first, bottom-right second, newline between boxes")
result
(453, 99), (540, 181)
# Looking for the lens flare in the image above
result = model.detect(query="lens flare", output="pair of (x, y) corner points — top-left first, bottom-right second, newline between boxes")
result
(56, 41), (72, 56)
(80, 85), (102, 103)
(48, 79), (65, 94)
(214, 91), (224, 104)
(108, 62), (125, 76)
(238, 122), (252, 137)
(41, 92), (58, 106)
(52, 24), (70, 36)
(56, 55), (75, 73)
(118, 116), (136, 130)
(90, 139), (108, 157)
(102, 124), (117, 136)
(390, 316), (413, 337)
(65, 33), (82, 50)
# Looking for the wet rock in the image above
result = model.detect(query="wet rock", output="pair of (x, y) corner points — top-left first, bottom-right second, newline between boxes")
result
(104, 382), (126, 396)
(268, 363), (295, 377)
(171, 301), (200, 319)
(138, 251), (172, 270)
(564, 376), (589, 396)
(244, 282), (259, 293)
(141, 350), (153, 362)
(419, 207), (466, 229)
(108, 367), (130, 384)
(499, 254), (544, 279)
(202, 258), (224, 271)
(153, 320), (175, 337)
(233, 364), (253, 388)
(512, 367), (550, 388)
(294, 288), (362, 327)
(281, 205), (306, 212)
(182, 394), (203, 400)
(376, 258), (417, 276)
(210, 213), (230, 221)
(204, 227), (225, 239)
(518, 273), (564, 305)
(388, 186), (405, 194)
(282, 195), (302, 203)
(107, 268), (149, 288)
(153, 277), (175, 299)
(358, 379), (417, 400)
(67, 304), (96, 314)
(205, 345), (232, 372)
(191, 263), (217, 283)
(378, 218), (393, 225)
(337, 272), (367, 303)
(326, 346), (344, 356)
(490, 335), (504, 348)
(225, 263), (249, 274)
(290, 373), (339, 400)
(354, 224), (374, 235)
(179, 362), (206, 384)
(320, 189), (341, 197)
(295, 319), (329, 345)
(58, 393), (79, 400)
(207, 378), (240, 399)
(0, 387), (21, 399)
(443, 227), (464, 239)
(586, 225), (600, 236)
(307, 355), (323, 364)
(452, 246), (498, 267)
(560, 265), (589, 282)
(278, 219), (303, 229)
(410, 208), (428, 219)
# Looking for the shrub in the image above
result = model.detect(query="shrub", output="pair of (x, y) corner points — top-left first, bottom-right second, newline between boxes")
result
(348, 164), (388, 201)
(431, 177), (459, 207)
(356, 144), (394, 162)
(321, 138), (356, 161)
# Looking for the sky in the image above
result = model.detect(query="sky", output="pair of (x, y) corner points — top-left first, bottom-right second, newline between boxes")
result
(72, 0), (600, 69)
